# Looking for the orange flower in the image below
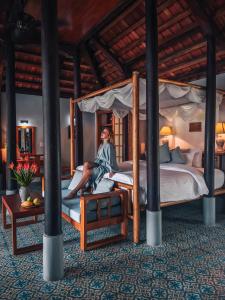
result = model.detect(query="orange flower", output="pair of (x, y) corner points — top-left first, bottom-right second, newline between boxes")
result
(24, 156), (29, 162)
(23, 163), (30, 171)
(30, 163), (38, 174)
(9, 162), (14, 170)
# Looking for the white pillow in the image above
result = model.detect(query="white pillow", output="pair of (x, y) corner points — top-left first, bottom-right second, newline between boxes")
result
(192, 151), (202, 168)
(182, 151), (195, 166)
(68, 170), (83, 190)
(182, 149), (202, 167)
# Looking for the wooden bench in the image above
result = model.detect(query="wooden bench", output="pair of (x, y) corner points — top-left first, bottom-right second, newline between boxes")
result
(42, 177), (128, 250)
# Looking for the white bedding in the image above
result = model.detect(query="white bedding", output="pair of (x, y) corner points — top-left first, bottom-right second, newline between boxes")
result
(77, 161), (224, 204)
(104, 161), (225, 204)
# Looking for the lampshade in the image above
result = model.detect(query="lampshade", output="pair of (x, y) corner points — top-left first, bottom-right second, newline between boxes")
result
(216, 122), (225, 134)
(160, 126), (174, 136)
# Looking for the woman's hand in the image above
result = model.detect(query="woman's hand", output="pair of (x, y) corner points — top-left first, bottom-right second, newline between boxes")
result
(109, 172), (115, 178)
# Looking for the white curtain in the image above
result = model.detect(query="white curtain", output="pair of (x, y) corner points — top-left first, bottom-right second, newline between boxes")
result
(78, 78), (223, 121)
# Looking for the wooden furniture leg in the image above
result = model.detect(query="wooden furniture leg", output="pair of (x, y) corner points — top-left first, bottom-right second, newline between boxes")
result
(12, 216), (17, 255)
(80, 199), (87, 251)
(2, 200), (7, 229)
(121, 192), (128, 237)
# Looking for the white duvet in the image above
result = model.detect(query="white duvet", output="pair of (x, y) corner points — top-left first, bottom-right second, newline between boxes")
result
(104, 161), (224, 204)
(77, 161), (224, 204)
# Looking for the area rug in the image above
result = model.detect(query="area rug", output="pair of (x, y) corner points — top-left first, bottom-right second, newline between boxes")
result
(1, 198), (225, 299)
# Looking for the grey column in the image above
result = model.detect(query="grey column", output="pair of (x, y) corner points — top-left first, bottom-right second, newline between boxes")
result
(41, 0), (64, 281)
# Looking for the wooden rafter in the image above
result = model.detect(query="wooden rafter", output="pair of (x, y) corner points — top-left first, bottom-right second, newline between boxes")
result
(159, 49), (225, 77)
(126, 26), (200, 67)
(91, 38), (130, 78)
(174, 61), (225, 82)
(110, 9), (192, 46)
(84, 42), (105, 87)
(160, 41), (206, 65)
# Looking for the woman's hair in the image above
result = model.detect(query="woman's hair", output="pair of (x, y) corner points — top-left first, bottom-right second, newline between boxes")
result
(101, 127), (114, 143)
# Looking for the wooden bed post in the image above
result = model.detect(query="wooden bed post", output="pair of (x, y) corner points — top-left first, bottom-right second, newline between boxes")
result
(70, 99), (75, 176)
(132, 71), (140, 244)
(73, 47), (83, 166)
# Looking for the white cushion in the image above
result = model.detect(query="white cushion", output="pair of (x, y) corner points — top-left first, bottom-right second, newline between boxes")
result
(68, 170), (83, 190)
(192, 151), (202, 168)
(182, 149), (202, 167)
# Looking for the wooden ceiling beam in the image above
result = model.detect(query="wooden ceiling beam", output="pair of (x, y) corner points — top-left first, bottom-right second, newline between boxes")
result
(91, 38), (130, 77)
(110, 7), (192, 46)
(159, 49), (225, 76)
(157, 0), (175, 14)
(159, 41), (206, 65)
(174, 61), (225, 82)
(126, 26), (200, 67)
(84, 43), (105, 87)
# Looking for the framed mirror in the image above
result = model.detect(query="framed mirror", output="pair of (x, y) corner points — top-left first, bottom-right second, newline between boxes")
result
(16, 126), (36, 155)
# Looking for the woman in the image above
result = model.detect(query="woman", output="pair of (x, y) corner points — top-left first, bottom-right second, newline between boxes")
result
(64, 127), (119, 199)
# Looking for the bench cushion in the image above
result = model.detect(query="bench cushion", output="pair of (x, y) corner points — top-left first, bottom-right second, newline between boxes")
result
(61, 189), (122, 223)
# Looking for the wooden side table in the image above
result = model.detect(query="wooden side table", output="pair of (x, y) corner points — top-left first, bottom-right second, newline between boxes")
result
(2, 192), (44, 255)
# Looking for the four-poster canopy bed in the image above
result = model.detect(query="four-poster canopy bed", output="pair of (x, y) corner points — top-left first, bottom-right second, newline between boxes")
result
(70, 71), (225, 244)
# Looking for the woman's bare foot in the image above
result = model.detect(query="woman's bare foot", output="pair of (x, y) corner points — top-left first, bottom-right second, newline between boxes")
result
(63, 191), (77, 200)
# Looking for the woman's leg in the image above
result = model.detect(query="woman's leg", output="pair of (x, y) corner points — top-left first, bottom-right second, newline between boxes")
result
(64, 162), (94, 199)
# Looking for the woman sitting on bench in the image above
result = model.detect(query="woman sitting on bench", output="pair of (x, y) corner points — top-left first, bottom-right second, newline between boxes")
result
(64, 127), (119, 199)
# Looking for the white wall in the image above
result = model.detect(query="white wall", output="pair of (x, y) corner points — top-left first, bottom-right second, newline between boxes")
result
(167, 73), (225, 151)
(0, 93), (71, 166)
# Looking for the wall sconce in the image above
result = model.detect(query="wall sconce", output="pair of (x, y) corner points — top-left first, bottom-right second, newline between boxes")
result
(20, 120), (28, 124)
(160, 126), (175, 146)
(216, 122), (225, 152)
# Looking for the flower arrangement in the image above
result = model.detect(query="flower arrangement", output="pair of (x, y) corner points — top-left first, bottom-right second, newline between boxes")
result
(9, 160), (38, 187)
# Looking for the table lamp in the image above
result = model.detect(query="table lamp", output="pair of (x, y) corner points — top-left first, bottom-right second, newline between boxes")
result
(160, 126), (174, 146)
(216, 122), (225, 152)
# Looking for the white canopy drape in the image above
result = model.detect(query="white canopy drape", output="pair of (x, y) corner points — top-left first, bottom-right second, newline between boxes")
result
(78, 79), (223, 122)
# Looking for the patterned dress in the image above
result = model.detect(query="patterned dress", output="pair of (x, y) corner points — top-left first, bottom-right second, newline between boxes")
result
(90, 142), (119, 190)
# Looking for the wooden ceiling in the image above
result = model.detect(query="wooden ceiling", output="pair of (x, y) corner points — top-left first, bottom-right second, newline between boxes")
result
(0, 0), (225, 98)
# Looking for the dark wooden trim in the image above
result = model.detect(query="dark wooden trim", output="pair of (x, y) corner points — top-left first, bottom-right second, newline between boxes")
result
(145, 0), (160, 212)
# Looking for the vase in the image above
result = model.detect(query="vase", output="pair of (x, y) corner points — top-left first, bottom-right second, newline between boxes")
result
(19, 186), (30, 202)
